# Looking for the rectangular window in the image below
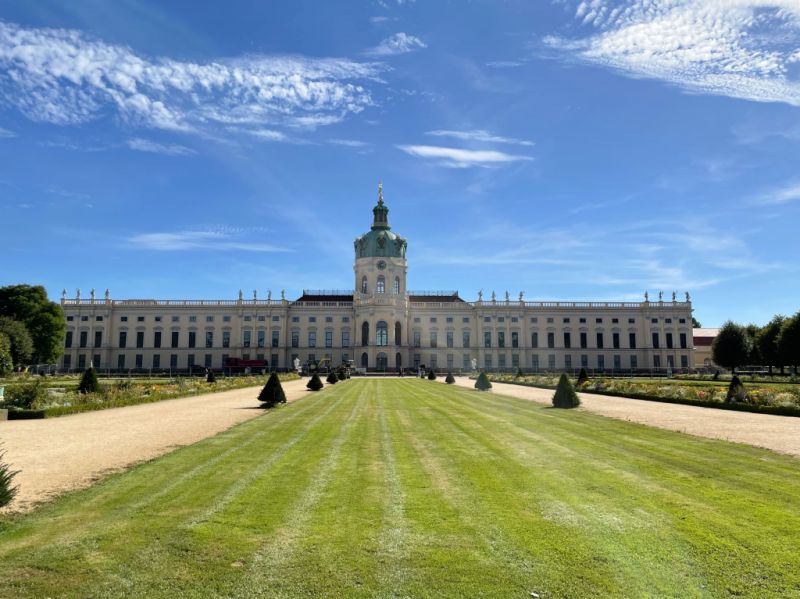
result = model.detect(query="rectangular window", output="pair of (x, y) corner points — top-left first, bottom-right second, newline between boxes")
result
(563, 332), (571, 349)
(446, 317), (454, 323)
(612, 332), (620, 349)
(137, 316), (144, 322)
(65, 331), (73, 348)
(652, 332), (660, 349)
(666, 333), (673, 349)
(171, 331), (179, 348)
(223, 316), (231, 322)
(257, 330), (265, 348)
(243, 330), (251, 348)
(498, 354), (506, 369)
(172, 316), (179, 322)
(463, 354), (471, 370)
(271, 354), (279, 368)
(153, 354), (160, 369)
(680, 333), (687, 349)
(498, 317), (504, 323)
(205, 354), (212, 368)
(512, 353), (519, 367)
(79, 331), (88, 348)
(272, 330), (280, 348)
(596, 333), (604, 349)
(498, 331), (505, 348)
(341, 329), (350, 347)
(681, 355), (688, 369)
(653, 355), (661, 368)
(342, 317), (350, 323)
(189, 316), (197, 323)
(205, 331), (213, 348)
(511, 331), (519, 348)
(120, 316), (128, 322)
(463, 317), (470, 323)
(273, 316), (281, 322)
(430, 332), (437, 348)
(563, 317), (570, 323)
(597, 355), (605, 370)
(628, 318), (635, 324)
(629, 333), (636, 349)
(188, 354), (195, 368)
(630, 355), (638, 370)
(580, 332), (587, 349)
(325, 331), (333, 348)
(67, 316), (74, 322)
(547, 332), (555, 349)
(462, 331), (470, 348)
(414, 353), (420, 368)
(581, 354), (588, 368)
(136, 331), (144, 348)
(135, 354), (143, 369)
(292, 331), (299, 348)
(484, 331), (491, 348)
(153, 331), (161, 348)
(413, 331), (421, 347)
(564, 354), (572, 370)
(484, 354), (492, 369)
(188, 332), (196, 348)
(306, 353), (313, 363)
(309, 317), (316, 323)
(614, 354), (621, 370)
(170, 354), (178, 368)
(531, 354), (539, 370)
(222, 331), (230, 348)
(63, 354), (72, 369)
(78, 354), (86, 369)
(447, 353), (454, 369)
(531, 332), (538, 348)
(92, 354), (100, 368)
(430, 317), (437, 323)
(484, 317), (491, 323)
(258, 316), (266, 322)
(308, 331), (316, 348)
(117, 354), (125, 370)
(447, 331), (454, 348)
(119, 331), (127, 348)
(154, 316), (161, 322)
(548, 354), (556, 370)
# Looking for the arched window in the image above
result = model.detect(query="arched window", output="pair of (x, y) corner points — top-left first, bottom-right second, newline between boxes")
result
(393, 276), (400, 294)
(395, 352), (402, 369)
(361, 352), (368, 368)
(376, 321), (388, 346)
(376, 275), (385, 294)
(362, 321), (370, 346)
(395, 321), (402, 346)
(377, 352), (388, 371)
(361, 276), (368, 294)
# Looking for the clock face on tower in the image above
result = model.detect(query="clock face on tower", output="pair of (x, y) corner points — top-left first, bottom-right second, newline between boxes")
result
(377, 260), (387, 270)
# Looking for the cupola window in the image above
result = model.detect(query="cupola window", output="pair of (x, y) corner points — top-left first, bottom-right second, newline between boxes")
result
(361, 276), (368, 294)
(376, 275), (385, 294)
(393, 276), (400, 294)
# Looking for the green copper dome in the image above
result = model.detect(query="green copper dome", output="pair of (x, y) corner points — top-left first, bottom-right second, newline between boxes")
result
(354, 184), (407, 259)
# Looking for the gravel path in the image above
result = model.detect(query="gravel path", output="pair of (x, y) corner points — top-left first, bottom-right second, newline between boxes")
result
(0, 379), (311, 512)
(451, 377), (800, 457)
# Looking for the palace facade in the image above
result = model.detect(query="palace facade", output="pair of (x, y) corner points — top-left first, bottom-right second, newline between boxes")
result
(59, 186), (695, 373)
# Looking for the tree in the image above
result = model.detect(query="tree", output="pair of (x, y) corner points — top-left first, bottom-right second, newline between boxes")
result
(778, 312), (800, 376)
(258, 372), (286, 407)
(725, 375), (747, 403)
(206, 369), (216, 383)
(337, 369), (346, 381)
(0, 285), (66, 364)
(427, 369), (436, 381)
(552, 373), (580, 408)
(576, 367), (589, 386)
(711, 321), (749, 374)
(306, 373), (324, 391)
(515, 367), (523, 378)
(0, 445), (19, 508)
(0, 333), (12, 377)
(743, 324), (761, 365)
(326, 371), (338, 385)
(692, 317), (702, 328)
(78, 366), (101, 394)
(0, 317), (34, 367)
(474, 372), (492, 391)
(445, 372), (455, 384)
(757, 315), (786, 375)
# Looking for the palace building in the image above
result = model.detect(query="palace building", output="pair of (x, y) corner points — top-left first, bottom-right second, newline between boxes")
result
(59, 185), (695, 373)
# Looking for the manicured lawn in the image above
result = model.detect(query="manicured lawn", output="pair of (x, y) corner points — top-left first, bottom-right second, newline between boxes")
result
(1, 379), (799, 597)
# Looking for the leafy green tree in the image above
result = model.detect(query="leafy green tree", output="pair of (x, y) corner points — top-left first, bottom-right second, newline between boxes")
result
(474, 372), (492, 391)
(0, 333), (12, 377)
(515, 367), (523, 378)
(0, 445), (19, 508)
(427, 369), (436, 381)
(78, 366), (101, 394)
(445, 372), (455, 384)
(206, 369), (216, 383)
(743, 324), (761, 365)
(306, 373), (324, 391)
(0, 285), (66, 363)
(576, 367), (589, 386)
(757, 315), (786, 375)
(553, 373), (580, 408)
(692, 317), (702, 328)
(326, 371), (338, 385)
(712, 321), (749, 374)
(0, 317), (34, 367)
(258, 372), (286, 407)
(778, 312), (800, 376)
(725, 375), (747, 403)
(337, 369), (346, 381)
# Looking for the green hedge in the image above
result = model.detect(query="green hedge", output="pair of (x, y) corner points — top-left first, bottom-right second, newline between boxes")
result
(7, 409), (46, 420)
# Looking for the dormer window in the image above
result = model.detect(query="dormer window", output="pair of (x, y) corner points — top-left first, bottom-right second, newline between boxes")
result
(376, 275), (385, 294)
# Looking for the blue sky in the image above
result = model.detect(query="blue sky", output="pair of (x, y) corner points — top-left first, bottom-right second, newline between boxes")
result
(1, 0), (799, 327)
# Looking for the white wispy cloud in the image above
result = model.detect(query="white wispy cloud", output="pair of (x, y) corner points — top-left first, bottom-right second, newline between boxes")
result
(396, 144), (533, 168)
(426, 129), (535, 147)
(126, 138), (195, 156)
(366, 32), (426, 56)
(756, 181), (800, 205)
(0, 21), (382, 135)
(545, 1), (800, 107)
(327, 138), (370, 147)
(0, 126), (16, 138)
(128, 230), (291, 252)
(485, 61), (525, 68)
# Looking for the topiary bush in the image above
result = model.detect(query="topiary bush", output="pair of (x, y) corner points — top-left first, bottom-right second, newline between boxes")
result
(206, 369), (216, 383)
(326, 371), (338, 385)
(445, 372), (455, 384)
(0, 445), (19, 508)
(337, 369), (346, 381)
(553, 373), (580, 408)
(78, 366), (101, 394)
(258, 372), (287, 408)
(427, 369), (436, 381)
(307, 373), (324, 391)
(474, 372), (492, 391)
(726, 375), (748, 403)
(577, 367), (589, 386)
(516, 367), (523, 378)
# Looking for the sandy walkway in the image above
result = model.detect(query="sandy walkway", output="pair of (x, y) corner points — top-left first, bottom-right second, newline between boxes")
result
(452, 377), (800, 457)
(0, 379), (310, 512)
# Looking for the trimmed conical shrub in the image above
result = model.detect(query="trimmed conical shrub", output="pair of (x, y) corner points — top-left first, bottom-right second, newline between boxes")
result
(326, 371), (338, 385)
(78, 366), (101, 394)
(553, 373), (580, 408)
(307, 373), (324, 391)
(445, 372), (455, 384)
(515, 367), (523, 378)
(726, 375), (747, 403)
(0, 446), (18, 508)
(337, 369), (346, 381)
(474, 372), (492, 391)
(576, 367), (589, 386)
(427, 369), (436, 381)
(206, 369), (216, 383)
(258, 372), (286, 408)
